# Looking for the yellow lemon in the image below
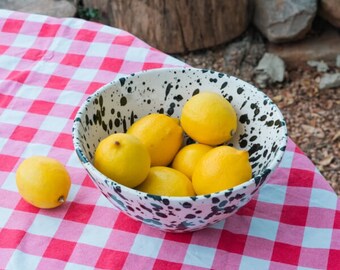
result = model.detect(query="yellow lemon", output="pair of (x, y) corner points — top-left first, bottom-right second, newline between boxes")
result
(94, 133), (150, 188)
(127, 113), (183, 166)
(180, 92), (237, 145)
(192, 146), (252, 195)
(16, 156), (71, 209)
(136, 166), (196, 197)
(172, 143), (213, 179)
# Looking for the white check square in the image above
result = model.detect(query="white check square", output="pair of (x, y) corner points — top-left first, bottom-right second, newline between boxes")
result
(0, 109), (25, 125)
(12, 34), (36, 48)
(72, 67), (97, 82)
(16, 85), (43, 100)
(27, 13), (47, 23)
(86, 43), (111, 57)
(0, 55), (20, 70)
(248, 217), (279, 241)
(1, 173), (17, 192)
(49, 37), (73, 54)
(124, 47), (149, 62)
(56, 90), (83, 106)
(28, 215), (62, 237)
(0, 207), (12, 227)
(302, 227), (332, 249)
(239, 256), (270, 270)
(67, 151), (84, 168)
(78, 224), (111, 247)
(32, 61), (58, 75)
(6, 250), (40, 270)
(257, 184), (287, 205)
(130, 235), (163, 258)
(21, 143), (51, 158)
(64, 263), (94, 270)
(184, 244), (216, 269)
(39, 115), (68, 132)
(0, 137), (7, 152)
(309, 188), (338, 210)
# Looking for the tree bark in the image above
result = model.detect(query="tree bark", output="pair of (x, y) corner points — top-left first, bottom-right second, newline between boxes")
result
(106, 0), (251, 53)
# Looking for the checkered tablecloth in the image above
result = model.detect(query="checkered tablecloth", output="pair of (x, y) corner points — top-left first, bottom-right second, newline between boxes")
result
(0, 9), (339, 270)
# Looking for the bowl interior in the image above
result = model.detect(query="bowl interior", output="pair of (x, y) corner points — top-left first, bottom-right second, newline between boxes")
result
(74, 68), (287, 178)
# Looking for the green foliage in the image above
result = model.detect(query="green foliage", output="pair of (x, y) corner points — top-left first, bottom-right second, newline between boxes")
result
(76, 4), (101, 21)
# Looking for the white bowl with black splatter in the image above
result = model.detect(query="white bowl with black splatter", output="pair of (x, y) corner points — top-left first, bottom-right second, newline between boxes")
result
(73, 67), (287, 232)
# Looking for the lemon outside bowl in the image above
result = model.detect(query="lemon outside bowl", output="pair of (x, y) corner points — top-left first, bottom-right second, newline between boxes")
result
(72, 67), (288, 232)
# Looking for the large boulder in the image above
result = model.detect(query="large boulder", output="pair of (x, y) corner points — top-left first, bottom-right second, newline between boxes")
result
(253, 0), (317, 43)
(319, 0), (340, 28)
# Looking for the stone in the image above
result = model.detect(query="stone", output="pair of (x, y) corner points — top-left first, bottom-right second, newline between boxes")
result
(253, 0), (317, 43)
(224, 28), (265, 82)
(319, 73), (340, 89)
(254, 53), (285, 88)
(268, 26), (340, 67)
(319, 0), (340, 28)
(0, 0), (76, 18)
(336, 55), (340, 68)
(307, 60), (329, 72)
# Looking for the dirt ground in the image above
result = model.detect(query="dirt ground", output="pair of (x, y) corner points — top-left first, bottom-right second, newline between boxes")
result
(176, 45), (340, 195)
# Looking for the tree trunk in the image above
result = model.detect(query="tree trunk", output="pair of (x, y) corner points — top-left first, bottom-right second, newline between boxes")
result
(85, 0), (251, 53)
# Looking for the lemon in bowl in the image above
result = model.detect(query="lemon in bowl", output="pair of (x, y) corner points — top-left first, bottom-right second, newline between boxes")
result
(72, 67), (287, 232)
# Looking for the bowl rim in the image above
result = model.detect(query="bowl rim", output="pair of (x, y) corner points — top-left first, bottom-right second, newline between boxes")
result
(72, 67), (288, 201)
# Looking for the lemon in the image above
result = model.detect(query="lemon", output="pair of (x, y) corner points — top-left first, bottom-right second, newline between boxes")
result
(192, 146), (252, 195)
(172, 143), (213, 179)
(127, 113), (183, 166)
(94, 133), (150, 188)
(136, 166), (196, 197)
(180, 92), (237, 146)
(16, 156), (71, 209)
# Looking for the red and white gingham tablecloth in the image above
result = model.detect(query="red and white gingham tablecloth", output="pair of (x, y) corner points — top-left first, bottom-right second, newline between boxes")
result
(0, 9), (339, 270)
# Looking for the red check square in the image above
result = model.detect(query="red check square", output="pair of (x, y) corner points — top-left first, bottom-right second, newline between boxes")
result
(0, 229), (25, 248)
(95, 249), (128, 269)
(43, 239), (76, 261)
(164, 231), (193, 244)
(6, 70), (30, 84)
(153, 260), (182, 270)
(10, 126), (37, 142)
(0, 45), (9, 54)
(271, 242), (301, 265)
(100, 58), (124, 72)
(113, 35), (134, 46)
(217, 230), (247, 254)
(61, 54), (85, 67)
(280, 205), (308, 226)
(2, 19), (24, 33)
(328, 249), (340, 269)
(23, 48), (46, 61)
(288, 168), (314, 187)
(0, 93), (13, 108)
(15, 198), (40, 213)
(28, 100), (54, 115)
(54, 133), (73, 150)
(0, 155), (19, 172)
(64, 202), (95, 224)
(75, 29), (97, 42)
(38, 23), (60, 37)
(334, 210), (340, 229)
(45, 75), (70, 90)
(114, 212), (142, 233)
(86, 82), (104, 94)
(142, 62), (163, 70)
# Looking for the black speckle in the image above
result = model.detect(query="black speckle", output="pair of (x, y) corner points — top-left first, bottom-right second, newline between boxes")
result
(192, 89), (200, 96)
(209, 78), (217, 83)
(212, 197), (220, 204)
(156, 212), (167, 218)
(237, 87), (244, 94)
(120, 96), (127, 106)
(182, 202), (192, 208)
(165, 83), (173, 100)
(174, 95), (183, 102)
(119, 77), (126, 86)
(240, 140), (247, 148)
(239, 114), (250, 124)
(185, 214), (196, 219)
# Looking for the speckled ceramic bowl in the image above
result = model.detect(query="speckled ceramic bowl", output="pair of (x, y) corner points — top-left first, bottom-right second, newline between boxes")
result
(72, 67), (287, 232)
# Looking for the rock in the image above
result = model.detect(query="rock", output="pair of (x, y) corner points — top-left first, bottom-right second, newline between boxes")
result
(268, 26), (340, 67)
(224, 28), (265, 82)
(319, 73), (340, 89)
(307, 60), (329, 72)
(336, 55), (340, 68)
(319, 0), (340, 28)
(0, 0), (76, 18)
(254, 53), (285, 88)
(253, 0), (317, 43)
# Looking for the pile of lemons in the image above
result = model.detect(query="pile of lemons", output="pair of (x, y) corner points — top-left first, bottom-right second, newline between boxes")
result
(15, 91), (253, 210)
(94, 91), (252, 197)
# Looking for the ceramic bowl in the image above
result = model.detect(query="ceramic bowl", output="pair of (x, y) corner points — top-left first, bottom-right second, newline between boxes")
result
(72, 67), (287, 232)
